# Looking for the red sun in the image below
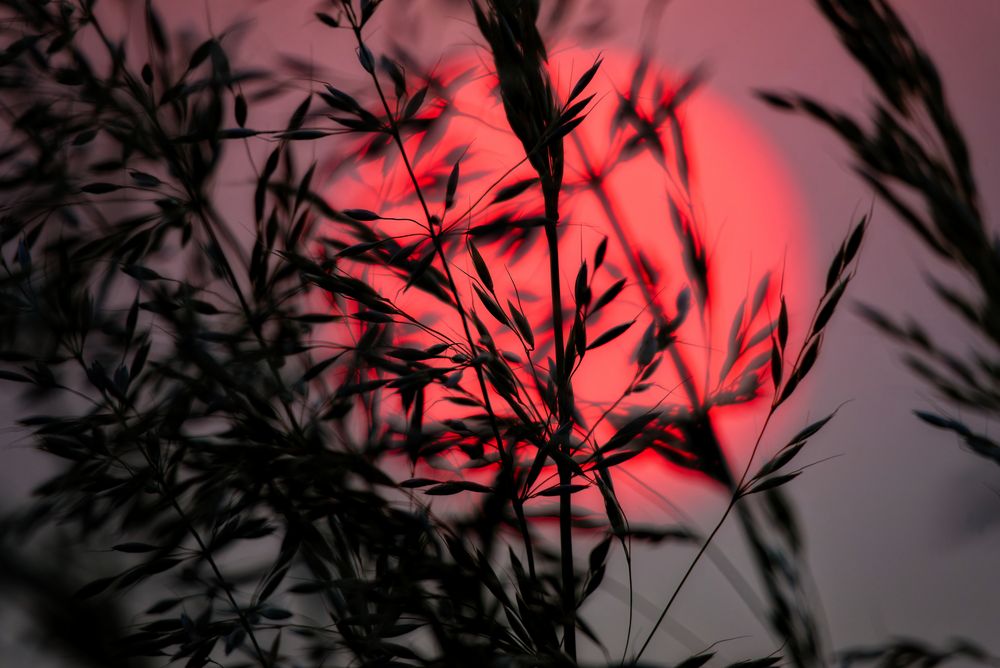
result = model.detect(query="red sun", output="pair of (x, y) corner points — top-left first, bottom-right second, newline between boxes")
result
(323, 46), (811, 521)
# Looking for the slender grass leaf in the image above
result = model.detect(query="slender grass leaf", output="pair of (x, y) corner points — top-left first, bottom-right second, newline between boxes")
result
(122, 265), (162, 281)
(425, 481), (493, 495)
(746, 472), (801, 495)
(778, 297), (788, 350)
(508, 300), (534, 348)
(445, 160), (460, 210)
(813, 277), (849, 335)
(473, 284), (511, 327)
(81, 182), (122, 194)
(536, 484), (589, 497)
(568, 57), (602, 103)
(357, 44), (375, 73)
(113, 543), (159, 553)
(315, 12), (339, 28)
(789, 412), (837, 445)
(493, 178), (538, 203)
(754, 441), (807, 481)
(770, 337), (782, 389)
(468, 241), (493, 292)
(343, 209), (381, 221)
(74, 576), (118, 600)
(0, 370), (32, 383)
(594, 236), (608, 270)
(587, 320), (634, 350)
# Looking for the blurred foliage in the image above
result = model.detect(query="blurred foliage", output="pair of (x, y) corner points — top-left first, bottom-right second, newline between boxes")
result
(0, 0), (880, 666)
(763, 0), (1000, 467)
(762, 1), (1000, 664)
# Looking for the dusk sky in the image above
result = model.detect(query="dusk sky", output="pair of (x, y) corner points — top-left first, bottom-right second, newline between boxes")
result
(2, 1), (999, 665)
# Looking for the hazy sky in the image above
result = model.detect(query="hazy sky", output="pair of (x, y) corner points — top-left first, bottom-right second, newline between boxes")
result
(3, 0), (999, 664)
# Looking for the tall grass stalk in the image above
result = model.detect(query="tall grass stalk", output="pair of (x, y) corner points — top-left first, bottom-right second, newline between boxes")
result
(0, 1), (894, 666)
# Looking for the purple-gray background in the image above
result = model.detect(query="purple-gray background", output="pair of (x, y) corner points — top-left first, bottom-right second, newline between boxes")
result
(2, 0), (998, 663)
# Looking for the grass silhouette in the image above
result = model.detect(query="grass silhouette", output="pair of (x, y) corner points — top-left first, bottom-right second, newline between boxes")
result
(0, 1), (993, 666)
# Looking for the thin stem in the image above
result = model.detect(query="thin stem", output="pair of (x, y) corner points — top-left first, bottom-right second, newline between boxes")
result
(543, 184), (576, 662)
(343, 6), (537, 579)
(108, 33), (306, 441)
(632, 294), (829, 663)
(107, 381), (269, 664)
(163, 487), (271, 666)
(96, 363), (271, 667)
(200, 203), (306, 436)
(573, 135), (705, 412)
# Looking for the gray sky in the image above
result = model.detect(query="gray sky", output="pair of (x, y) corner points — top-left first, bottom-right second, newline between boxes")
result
(2, 0), (999, 664)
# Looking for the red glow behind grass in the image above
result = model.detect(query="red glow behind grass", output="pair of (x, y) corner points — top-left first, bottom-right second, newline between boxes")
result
(324, 46), (812, 521)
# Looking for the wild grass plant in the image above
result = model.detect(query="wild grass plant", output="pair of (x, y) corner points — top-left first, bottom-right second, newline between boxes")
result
(760, 2), (1000, 663)
(0, 0), (991, 666)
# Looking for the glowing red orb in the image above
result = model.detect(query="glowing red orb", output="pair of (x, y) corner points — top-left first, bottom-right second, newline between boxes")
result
(324, 46), (811, 519)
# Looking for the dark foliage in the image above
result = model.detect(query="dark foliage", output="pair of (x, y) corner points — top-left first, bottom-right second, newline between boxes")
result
(0, 1), (875, 666)
(762, 0), (1000, 467)
(760, 1), (1000, 664)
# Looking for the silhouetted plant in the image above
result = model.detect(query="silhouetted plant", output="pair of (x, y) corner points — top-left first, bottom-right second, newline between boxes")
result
(762, 0), (1000, 468)
(0, 1), (869, 666)
(760, 0), (1000, 665)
